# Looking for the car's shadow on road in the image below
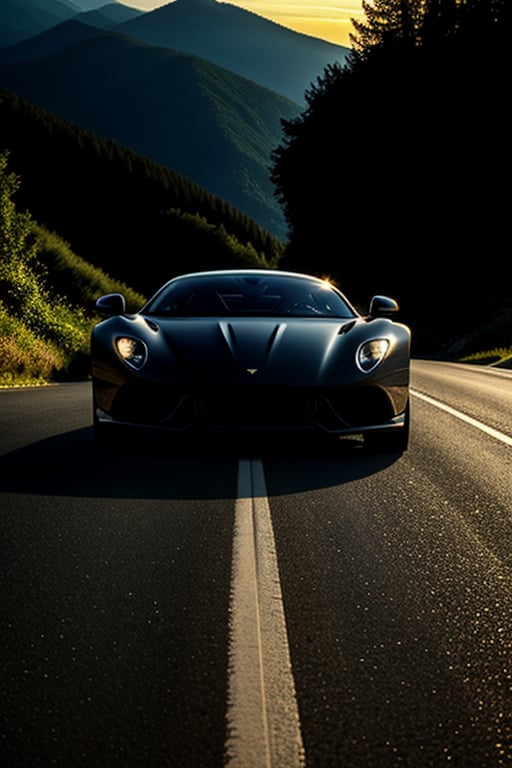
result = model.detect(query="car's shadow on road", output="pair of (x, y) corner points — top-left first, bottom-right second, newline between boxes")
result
(0, 426), (403, 499)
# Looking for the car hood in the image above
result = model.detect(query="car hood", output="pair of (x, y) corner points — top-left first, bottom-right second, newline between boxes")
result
(140, 316), (364, 385)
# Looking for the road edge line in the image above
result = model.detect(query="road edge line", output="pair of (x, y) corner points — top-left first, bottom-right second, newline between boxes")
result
(411, 389), (512, 447)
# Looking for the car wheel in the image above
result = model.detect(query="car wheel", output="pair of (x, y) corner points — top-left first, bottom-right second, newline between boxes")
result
(364, 402), (410, 453)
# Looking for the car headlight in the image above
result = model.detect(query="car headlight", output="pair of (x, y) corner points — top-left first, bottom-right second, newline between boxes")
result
(115, 336), (147, 369)
(357, 339), (390, 372)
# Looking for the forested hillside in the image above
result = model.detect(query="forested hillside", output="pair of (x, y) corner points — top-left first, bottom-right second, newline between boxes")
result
(0, 89), (283, 385)
(0, 22), (300, 237)
(0, 89), (283, 295)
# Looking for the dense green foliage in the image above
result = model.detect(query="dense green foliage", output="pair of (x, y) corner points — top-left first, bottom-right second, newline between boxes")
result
(0, 148), (155, 384)
(0, 138), (282, 383)
(0, 151), (89, 384)
(271, 0), (510, 354)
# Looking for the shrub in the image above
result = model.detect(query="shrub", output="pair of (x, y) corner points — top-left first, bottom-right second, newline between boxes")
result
(0, 303), (63, 385)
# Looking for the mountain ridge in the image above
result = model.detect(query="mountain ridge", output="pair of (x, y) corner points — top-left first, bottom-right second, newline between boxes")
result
(0, 86), (282, 296)
(0, 1), (348, 234)
(0, 21), (300, 236)
(114, 0), (348, 103)
(1, 1), (349, 103)
(0, 0), (83, 47)
(72, 2), (142, 28)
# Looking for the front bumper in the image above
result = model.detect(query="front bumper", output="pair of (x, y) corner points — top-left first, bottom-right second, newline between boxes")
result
(94, 380), (409, 436)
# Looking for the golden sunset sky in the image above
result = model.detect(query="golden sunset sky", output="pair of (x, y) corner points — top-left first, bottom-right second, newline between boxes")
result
(128, 1), (363, 47)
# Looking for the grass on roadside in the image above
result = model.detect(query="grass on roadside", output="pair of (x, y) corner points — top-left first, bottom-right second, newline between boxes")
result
(459, 347), (512, 368)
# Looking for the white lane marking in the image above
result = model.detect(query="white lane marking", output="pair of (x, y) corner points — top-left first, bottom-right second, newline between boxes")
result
(411, 389), (512, 447)
(225, 458), (305, 768)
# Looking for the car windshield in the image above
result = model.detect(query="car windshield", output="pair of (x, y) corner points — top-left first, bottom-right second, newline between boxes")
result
(142, 274), (356, 319)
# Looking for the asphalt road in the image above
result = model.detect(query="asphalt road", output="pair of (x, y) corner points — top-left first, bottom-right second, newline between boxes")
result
(1, 360), (511, 767)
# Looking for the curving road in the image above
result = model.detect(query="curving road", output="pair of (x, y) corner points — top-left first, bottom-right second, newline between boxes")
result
(1, 360), (511, 767)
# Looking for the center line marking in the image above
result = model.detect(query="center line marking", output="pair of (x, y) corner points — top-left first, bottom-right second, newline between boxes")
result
(225, 458), (305, 768)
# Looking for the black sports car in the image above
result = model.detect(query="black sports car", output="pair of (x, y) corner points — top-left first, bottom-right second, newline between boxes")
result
(91, 269), (411, 451)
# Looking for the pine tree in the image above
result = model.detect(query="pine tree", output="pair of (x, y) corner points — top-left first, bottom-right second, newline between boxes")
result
(350, 0), (423, 55)
(420, 0), (458, 47)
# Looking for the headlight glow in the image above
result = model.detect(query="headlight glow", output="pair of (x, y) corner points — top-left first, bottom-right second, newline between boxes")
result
(357, 339), (390, 372)
(115, 336), (147, 369)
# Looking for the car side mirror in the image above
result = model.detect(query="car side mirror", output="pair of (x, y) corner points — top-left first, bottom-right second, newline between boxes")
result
(95, 293), (127, 317)
(368, 295), (399, 318)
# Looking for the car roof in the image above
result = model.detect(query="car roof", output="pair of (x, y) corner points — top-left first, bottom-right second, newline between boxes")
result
(166, 269), (332, 284)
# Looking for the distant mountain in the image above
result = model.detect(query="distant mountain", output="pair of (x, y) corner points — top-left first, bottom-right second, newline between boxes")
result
(0, 22), (300, 236)
(0, 18), (100, 63)
(0, 0), (346, 234)
(114, 0), (349, 104)
(0, 1), (142, 46)
(73, 3), (143, 29)
(1, 0), (349, 105)
(0, 0), (80, 47)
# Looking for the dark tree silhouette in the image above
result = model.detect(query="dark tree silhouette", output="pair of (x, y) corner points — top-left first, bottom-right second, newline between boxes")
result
(271, 0), (509, 352)
(420, 0), (458, 46)
(350, 0), (422, 54)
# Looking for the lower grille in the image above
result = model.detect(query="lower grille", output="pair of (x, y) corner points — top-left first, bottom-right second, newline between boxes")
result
(111, 383), (186, 425)
(108, 382), (400, 433)
(194, 390), (317, 427)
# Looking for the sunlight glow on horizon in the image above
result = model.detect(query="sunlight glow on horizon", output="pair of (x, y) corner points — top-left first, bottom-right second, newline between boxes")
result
(127, 1), (364, 47)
